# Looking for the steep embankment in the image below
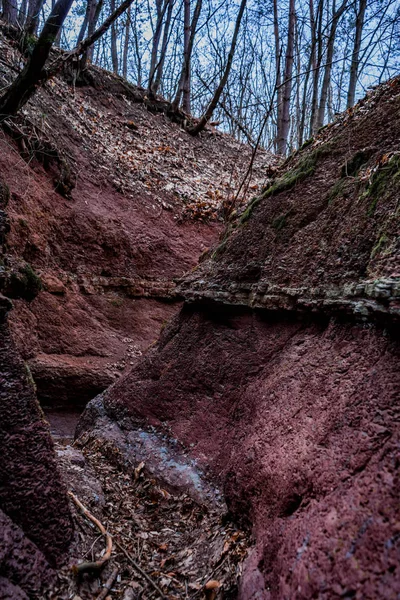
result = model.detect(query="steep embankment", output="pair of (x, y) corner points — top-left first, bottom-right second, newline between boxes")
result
(79, 78), (400, 598)
(0, 26), (273, 412)
(0, 178), (73, 598)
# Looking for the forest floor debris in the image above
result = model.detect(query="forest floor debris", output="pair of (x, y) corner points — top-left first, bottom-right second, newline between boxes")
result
(0, 26), (278, 224)
(50, 436), (250, 599)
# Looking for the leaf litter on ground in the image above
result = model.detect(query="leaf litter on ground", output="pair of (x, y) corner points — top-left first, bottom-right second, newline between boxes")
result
(51, 437), (250, 600)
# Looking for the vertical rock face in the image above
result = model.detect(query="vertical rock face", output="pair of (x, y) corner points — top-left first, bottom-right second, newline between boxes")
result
(81, 306), (400, 598)
(0, 322), (73, 562)
(78, 79), (400, 598)
(0, 175), (73, 596)
(0, 509), (56, 599)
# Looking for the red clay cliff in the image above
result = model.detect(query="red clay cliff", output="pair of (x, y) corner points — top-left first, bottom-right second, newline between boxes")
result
(79, 77), (400, 598)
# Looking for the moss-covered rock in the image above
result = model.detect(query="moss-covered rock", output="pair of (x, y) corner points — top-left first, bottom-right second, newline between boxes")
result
(8, 263), (42, 301)
(241, 145), (331, 223)
(363, 153), (400, 216)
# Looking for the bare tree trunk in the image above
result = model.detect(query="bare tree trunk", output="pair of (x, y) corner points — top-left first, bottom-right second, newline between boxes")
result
(346, 0), (366, 108)
(18, 0), (28, 26)
(148, 0), (164, 90)
(2, 0), (18, 25)
(80, 0), (103, 69)
(24, 0), (45, 35)
(172, 0), (190, 110)
(309, 0), (324, 135)
(294, 14), (302, 148)
(273, 0), (282, 152)
(181, 0), (192, 113)
(122, 5), (130, 78)
(110, 0), (119, 74)
(131, 2), (142, 85)
(172, 0), (202, 113)
(0, 0), (74, 120)
(77, 0), (91, 45)
(299, 0), (316, 144)
(91, 0), (104, 60)
(277, 0), (295, 155)
(189, 0), (247, 135)
(153, 0), (173, 94)
(316, 0), (348, 130)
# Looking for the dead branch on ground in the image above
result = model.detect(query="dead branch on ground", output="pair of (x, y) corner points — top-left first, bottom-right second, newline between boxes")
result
(68, 491), (113, 576)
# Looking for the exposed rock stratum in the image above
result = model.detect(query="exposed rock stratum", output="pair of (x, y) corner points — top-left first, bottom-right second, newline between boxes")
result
(79, 77), (400, 598)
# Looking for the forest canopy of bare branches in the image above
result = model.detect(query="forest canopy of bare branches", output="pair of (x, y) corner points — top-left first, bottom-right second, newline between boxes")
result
(1, 0), (399, 154)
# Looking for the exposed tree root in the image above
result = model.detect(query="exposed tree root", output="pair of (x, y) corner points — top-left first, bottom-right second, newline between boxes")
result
(68, 491), (113, 576)
(96, 566), (119, 600)
(2, 116), (76, 197)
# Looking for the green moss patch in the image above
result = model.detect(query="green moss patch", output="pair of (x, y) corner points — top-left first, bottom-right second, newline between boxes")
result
(340, 149), (373, 178)
(299, 137), (314, 151)
(371, 233), (389, 259)
(363, 154), (400, 216)
(241, 145), (331, 224)
(272, 211), (291, 231)
(9, 263), (42, 301)
(326, 180), (346, 204)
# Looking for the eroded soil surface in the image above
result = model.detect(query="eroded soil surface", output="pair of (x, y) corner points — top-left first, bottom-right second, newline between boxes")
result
(0, 26), (277, 412)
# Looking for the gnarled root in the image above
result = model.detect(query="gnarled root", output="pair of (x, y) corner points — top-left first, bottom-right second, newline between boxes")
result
(68, 491), (112, 576)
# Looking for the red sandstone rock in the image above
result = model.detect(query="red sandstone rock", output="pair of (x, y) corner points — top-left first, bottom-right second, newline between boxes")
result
(0, 318), (73, 596)
(41, 273), (66, 295)
(0, 509), (55, 598)
(0, 322), (73, 565)
(0, 27), (274, 408)
(78, 78), (400, 598)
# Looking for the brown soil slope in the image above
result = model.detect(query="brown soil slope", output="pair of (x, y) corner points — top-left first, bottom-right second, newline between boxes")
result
(0, 26), (274, 410)
(80, 79), (400, 598)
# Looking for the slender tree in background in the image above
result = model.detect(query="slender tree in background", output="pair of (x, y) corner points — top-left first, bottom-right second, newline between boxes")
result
(172, 0), (202, 113)
(122, 4), (130, 78)
(309, 0), (324, 136)
(190, 0), (247, 134)
(347, 0), (367, 108)
(315, 0), (348, 130)
(110, 0), (118, 73)
(24, 0), (45, 34)
(153, 0), (173, 93)
(273, 0), (282, 152)
(1, 0), (398, 154)
(298, 0), (316, 145)
(148, 0), (165, 91)
(276, 0), (295, 154)
(79, 0), (105, 68)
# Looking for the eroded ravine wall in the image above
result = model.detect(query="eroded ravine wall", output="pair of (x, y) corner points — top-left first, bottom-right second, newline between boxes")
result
(78, 77), (400, 598)
(0, 176), (73, 597)
(81, 303), (400, 598)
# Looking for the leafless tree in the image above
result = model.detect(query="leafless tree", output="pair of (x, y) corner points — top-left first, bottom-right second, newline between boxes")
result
(347, 0), (367, 108)
(172, 0), (203, 113)
(0, 0), (135, 119)
(276, 0), (295, 154)
(190, 0), (247, 134)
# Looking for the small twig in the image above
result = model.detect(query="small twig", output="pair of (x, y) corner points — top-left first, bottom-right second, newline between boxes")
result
(83, 534), (103, 560)
(68, 491), (113, 576)
(115, 540), (167, 600)
(97, 566), (119, 600)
